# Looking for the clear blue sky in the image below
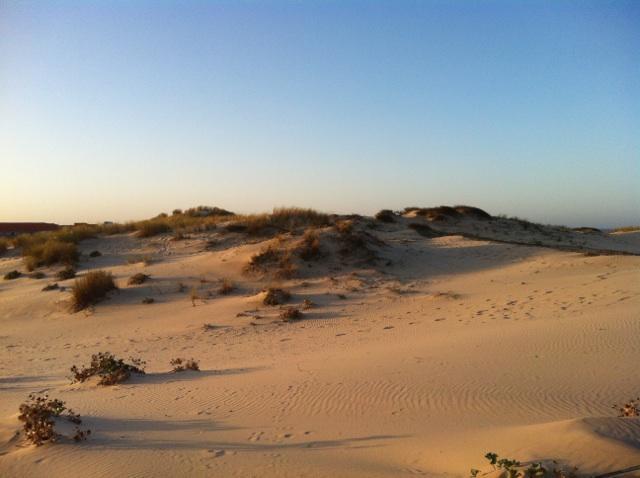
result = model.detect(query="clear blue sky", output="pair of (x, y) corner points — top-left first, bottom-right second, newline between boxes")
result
(1, 0), (638, 227)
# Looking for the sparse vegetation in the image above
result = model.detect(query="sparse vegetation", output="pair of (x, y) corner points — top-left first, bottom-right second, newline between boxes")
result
(170, 358), (200, 372)
(56, 266), (76, 280)
(612, 225), (640, 233)
(0, 237), (8, 255)
(4, 270), (22, 280)
(298, 229), (321, 260)
(89, 250), (102, 257)
(218, 278), (235, 295)
(22, 239), (79, 270)
(71, 270), (117, 311)
(128, 273), (150, 285)
(263, 287), (291, 305)
(408, 222), (439, 237)
(136, 219), (171, 238)
(613, 397), (639, 417)
(29, 271), (46, 279)
(42, 283), (59, 291)
(302, 298), (315, 309)
(454, 205), (492, 220)
(375, 209), (396, 223)
(70, 352), (145, 385)
(142, 297), (155, 304)
(18, 393), (90, 446)
(471, 452), (579, 478)
(280, 306), (302, 322)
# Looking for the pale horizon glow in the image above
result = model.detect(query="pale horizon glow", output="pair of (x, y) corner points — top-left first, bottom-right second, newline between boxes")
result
(1, 1), (638, 228)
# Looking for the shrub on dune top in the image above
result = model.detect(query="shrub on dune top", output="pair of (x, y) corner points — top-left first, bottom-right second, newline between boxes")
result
(71, 270), (117, 311)
(135, 219), (171, 238)
(22, 239), (79, 271)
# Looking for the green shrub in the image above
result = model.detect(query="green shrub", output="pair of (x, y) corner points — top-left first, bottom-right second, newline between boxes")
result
(71, 270), (117, 311)
(71, 352), (145, 385)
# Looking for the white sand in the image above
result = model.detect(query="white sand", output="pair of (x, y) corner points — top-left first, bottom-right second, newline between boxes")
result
(1, 219), (638, 477)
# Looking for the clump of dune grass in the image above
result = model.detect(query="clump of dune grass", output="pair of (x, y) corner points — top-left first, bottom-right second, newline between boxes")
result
(245, 243), (297, 278)
(218, 278), (235, 295)
(375, 209), (396, 223)
(127, 273), (149, 285)
(70, 352), (145, 385)
(231, 207), (330, 236)
(334, 219), (353, 235)
(71, 271), (117, 311)
(0, 237), (8, 256)
(135, 219), (171, 238)
(298, 229), (321, 261)
(279, 306), (302, 322)
(4, 270), (21, 280)
(170, 358), (200, 372)
(18, 393), (90, 445)
(56, 266), (76, 280)
(263, 288), (291, 306)
(22, 239), (79, 271)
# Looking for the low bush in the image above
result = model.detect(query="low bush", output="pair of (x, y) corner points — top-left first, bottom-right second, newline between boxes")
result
(18, 393), (90, 445)
(29, 271), (46, 279)
(263, 288), (291, 306)
(141, 297), (154, 304)
(279, 306), (302, 322)
(375, 209), (396, 223)
(4, 270), (22, 280)
(470, 452), (579, 478)
(453, 205), (492, 220)
(89, 250), (102, 257)
(408, 222), (440, 237)
(71, 271), (117, 311)
(170, 358), (200, 372)
(42, 283), (59, 291)
(56, 266), (76, 280)
(70, 352), (145, 386)
(128, 273), (150, 285)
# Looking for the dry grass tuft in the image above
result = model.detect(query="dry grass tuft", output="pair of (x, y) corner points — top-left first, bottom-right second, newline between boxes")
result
(334, 219), (353, 235)
(141, 297), (155, 304)
(18, 393), (90, 445)
(29, 271), (46, 279)
(4, 270), (22, 280)
(71, 271), (117, 311)
(89, 250), (102, 257)
(218, 278), (235, 295)
(613, 397), (639, 417)
(136, 219), (171, 238)
(70, 352), (145, 386)
(42, 283), (59, 291)
(170, 358), (200, 372)
(298, 229), (321, 261)
(263, 288), (291, 306)
(22, 239), (79, 271)
(56, 266), (76, 280)
(128, 273), (150, 285)
(279, 306), (302, 322)
(0, 238), (8, 256)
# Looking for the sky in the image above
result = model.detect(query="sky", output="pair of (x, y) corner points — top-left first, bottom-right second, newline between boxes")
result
(1, 0), (638, 228)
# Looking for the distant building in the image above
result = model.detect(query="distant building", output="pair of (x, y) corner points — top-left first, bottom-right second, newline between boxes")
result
(0, 222), (60, 237)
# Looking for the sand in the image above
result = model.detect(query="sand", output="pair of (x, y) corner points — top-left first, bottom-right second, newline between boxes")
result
(1, 216), (639, 477)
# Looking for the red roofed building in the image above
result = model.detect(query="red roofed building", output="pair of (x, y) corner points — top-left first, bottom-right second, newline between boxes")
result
(0, 222), (60, 237)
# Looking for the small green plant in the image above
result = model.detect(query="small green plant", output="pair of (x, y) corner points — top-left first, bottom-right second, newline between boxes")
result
(18, 393), (90, 445)
(71, 270), (117, 311)
(127, 273), (149, 285)
(56, 266), (76, 280)
(71, 352), (145, 385)
(4, 270), (22, 280)
(170, 358), (200, 372)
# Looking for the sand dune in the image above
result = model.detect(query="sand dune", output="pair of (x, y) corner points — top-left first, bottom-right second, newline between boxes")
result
(1, 211), (639, 477)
